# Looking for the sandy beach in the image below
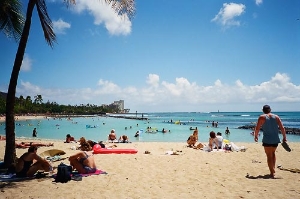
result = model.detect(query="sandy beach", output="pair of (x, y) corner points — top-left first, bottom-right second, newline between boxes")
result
(0, 138), (299, 199)
(0, 115), (46, 122)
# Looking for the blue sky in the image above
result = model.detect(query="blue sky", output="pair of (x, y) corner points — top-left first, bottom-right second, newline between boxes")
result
(1, 0), (300, 112)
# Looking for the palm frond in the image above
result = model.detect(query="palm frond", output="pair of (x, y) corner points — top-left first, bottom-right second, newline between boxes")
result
(105, 0), (135, 19)
(35, 0), (56, 48)
(0, 0), (25, 42)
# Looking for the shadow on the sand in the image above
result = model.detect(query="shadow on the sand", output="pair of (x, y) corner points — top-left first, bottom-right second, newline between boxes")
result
(245, 174), (282, 179)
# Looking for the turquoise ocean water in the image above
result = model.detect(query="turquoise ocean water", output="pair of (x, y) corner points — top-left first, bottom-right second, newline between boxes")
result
(1, 112), (300, 143)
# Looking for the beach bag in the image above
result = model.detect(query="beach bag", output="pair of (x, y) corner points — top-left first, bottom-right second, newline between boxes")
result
(55, 163), (72, 183)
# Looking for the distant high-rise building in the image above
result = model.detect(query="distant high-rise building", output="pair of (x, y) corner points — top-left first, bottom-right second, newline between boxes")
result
(113, 100), (124, 112)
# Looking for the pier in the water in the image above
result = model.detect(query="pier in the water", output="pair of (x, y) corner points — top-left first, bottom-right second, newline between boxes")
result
(107, 114), (148, 120)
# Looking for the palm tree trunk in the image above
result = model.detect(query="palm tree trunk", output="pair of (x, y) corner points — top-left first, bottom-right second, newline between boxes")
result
(4, 0), (36, 167)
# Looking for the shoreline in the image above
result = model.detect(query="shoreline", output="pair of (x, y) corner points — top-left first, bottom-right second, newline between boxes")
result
(1, 114), (300, 143)
(0, 114), (101, 122)
(0, 115), (46, 122)
(0, 139), (299, 198)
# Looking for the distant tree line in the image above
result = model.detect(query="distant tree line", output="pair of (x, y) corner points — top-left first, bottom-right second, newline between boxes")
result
(0, 93), (120, 115)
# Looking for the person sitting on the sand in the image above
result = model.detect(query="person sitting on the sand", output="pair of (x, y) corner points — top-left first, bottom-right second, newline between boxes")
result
(208, 131), (219, 151)
(65, 134), (76, 143)
(187, 134), (197, 147)
(78, 137), (92, 151)
(0, 135), (6, 140)
(215, 132), (223, 149)
(69, 146), (97, 174)
(187, 129), (199, 147)
(193, 129), (198, 141)
(15, 146), (51, 177)
(15, 141), (54, 148)
(119, 135), (129, 143)
(108, 129), (117, 142)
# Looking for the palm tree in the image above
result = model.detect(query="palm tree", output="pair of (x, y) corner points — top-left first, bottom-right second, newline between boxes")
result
(0, 0), (24, 41)
(34, 94), (43, 104)
(4, 0), (135, 167)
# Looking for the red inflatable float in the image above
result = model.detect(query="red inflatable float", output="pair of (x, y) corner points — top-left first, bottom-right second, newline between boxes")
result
(92, 144), (138, 154)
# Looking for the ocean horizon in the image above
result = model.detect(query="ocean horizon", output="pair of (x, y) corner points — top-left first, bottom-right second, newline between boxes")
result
(1, 111), (300, 143)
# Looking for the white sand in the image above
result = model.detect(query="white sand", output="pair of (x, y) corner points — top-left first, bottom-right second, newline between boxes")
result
(0, 139), (299, 199)
(0, 115), (46, 122)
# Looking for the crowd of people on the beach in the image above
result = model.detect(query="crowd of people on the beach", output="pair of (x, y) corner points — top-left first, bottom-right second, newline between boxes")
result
(186, 128), (229, 152)
(0, 104), (291, 180)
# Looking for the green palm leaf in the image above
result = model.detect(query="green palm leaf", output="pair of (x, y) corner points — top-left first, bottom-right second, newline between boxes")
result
(105, 0), (135, 19)
(35, 0), (56, 47)
(0, 0), (24, 41)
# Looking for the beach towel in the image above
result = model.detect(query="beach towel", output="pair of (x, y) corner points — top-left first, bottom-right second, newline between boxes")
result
(39, 149), (66, 158)
(51, 169), (107, 181)
(202, 146), (225, 152)
(80, 169), (107, 176)
(39, 149), (67, 162)
(0, 173), (45, 182)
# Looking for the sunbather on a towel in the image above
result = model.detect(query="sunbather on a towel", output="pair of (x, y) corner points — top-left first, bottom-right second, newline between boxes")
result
(16, 141), (54, 148)
(15, 146), (52, 177)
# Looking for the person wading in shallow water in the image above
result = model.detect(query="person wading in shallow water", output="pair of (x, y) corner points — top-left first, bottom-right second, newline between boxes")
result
(32, 128), (37, 137)
(254, 105), (287, 178)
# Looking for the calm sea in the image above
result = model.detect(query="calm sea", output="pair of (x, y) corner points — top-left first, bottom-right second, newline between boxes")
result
(1, 112), (300, 143)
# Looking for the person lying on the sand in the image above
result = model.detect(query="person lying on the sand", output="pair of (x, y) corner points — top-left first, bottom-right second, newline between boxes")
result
(119, 135), (129, 143)
(16, 141), (54, 148)
(15, 146), (51, 177)
(69, 147), (97, 174)
(98, 141), (117, 149)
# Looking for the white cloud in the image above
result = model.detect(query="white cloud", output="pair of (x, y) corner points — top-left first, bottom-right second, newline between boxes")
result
(21, 54), (32, 72)
(211, 3), (246, 28)
(146, 74), (160, 88)
(15, 73), (300, 112)
(71, 0), (132, 36)
(97, 79), (121, 94)
(53, 18), (71, 34)
(255, 0), (263, 6)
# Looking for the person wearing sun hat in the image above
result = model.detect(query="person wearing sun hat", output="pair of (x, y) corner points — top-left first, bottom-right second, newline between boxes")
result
(254, 105), (287, 178)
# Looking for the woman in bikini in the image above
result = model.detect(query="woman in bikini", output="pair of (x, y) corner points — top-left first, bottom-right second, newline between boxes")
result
(187, 130), (198, 147)
(68, 148), (97, 174)
(15, 146), (51, 177)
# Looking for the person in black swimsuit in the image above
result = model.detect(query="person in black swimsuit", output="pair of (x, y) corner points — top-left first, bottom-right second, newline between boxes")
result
(15, 146), (51, 177)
